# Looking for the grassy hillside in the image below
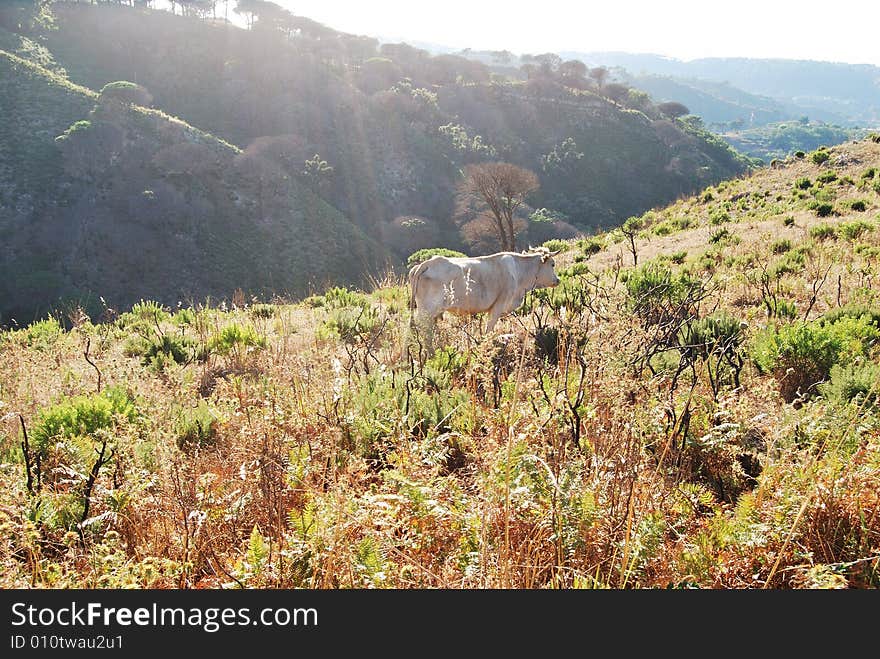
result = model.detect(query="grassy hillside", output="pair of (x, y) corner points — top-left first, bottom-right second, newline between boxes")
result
(0, 47), (390, 324)
(2, 137), (878, 589)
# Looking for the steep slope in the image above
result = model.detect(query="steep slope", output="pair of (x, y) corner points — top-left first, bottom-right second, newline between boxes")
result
(438, 81), (748, 225)
(575, 136), (880, 290)
(0, 49), (389, 324)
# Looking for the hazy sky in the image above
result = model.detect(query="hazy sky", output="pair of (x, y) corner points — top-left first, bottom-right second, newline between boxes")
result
(259, 0), (880, 65)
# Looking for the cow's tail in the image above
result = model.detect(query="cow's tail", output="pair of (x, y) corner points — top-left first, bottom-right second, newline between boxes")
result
(407, 258), (432, 311)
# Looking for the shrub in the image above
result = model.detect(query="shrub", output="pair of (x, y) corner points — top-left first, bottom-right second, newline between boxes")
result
(769, 247), (808, 277)
(407, 248), (466, 268)
(676, 313), (746, 391)
(670, 250), (687, 264)
(140, 334), (202, 369)
(425, 345), (467, 375)
(541, 239), (569, 253)
(14, 316), (62, 349)
(794, 177), (812, 190)
(752, 316), (880, 402)
(342, 370), (469, 461)
(319, 305), (382, 345)
(771, 239), (792, 254)
(249, 303), (276, 319)
(810, 148), (830, 165)
(807, 201), (834, 217)
(794, 150), (806, 158)
(30, 386), (138, 473)
(817, 170), (838, 184)
(709, 228), (730, 244)
(685, 313), (743, 346)
(176, 403), (220, 451)
(578, 236), (604, 256)
(770, 298), (798, 320)
(838, 220), (873, 240)
(855, 243), (880, 258)
(846, 199), (868, 212)
(322, 286), (369, 310)
(861, 167), (876, 180)
(99, 80), (153, 107)
(625, 263), (701, 325)
(813, 204), (835, 218)
(671, 215), (692, 231)
(820, 303), (880, 328)
(783, 216), (795, 227)
(173, 308), (196, 326)
(809, 223), (836, 239)
(819, 362), (880, 408)
(117, 299), (170, 329)
(207, 323), (267, 365)
(651, 221), (674, 236)
(709, 209), (730, 225)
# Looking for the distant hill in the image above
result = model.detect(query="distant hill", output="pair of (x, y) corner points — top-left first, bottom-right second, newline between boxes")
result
(616, 73), (791, 129)
(0, 2), (751, 323)
(563, 51), (880, 127)
(720, 120), (865, 162)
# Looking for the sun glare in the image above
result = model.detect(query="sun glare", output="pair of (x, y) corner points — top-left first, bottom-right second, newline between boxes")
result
(271, 0), (880, 65)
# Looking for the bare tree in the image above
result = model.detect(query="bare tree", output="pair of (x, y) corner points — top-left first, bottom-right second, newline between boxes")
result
(620, 216), (644, 265)
(456, 162), (539, 252)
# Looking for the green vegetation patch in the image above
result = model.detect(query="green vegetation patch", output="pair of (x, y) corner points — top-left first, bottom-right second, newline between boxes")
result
(838, 220), (873, 241)
(31, 386), (139, 464)
(810, 148), (831, 165)
(752, 315), (880, 402)
(407, 248), (467, 268)
(809, 223), (836, 240)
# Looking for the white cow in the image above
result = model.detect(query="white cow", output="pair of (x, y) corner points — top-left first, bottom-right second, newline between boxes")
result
(408, 248), (560, 346)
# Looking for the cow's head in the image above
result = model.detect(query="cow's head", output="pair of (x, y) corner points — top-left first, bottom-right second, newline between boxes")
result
(530, 247), (560, 288)
(526, 245), (560, 261)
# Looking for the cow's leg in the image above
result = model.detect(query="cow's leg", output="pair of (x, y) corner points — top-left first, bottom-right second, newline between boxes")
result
(411, 308), (437, 356)
(485, 307), (503, 333)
